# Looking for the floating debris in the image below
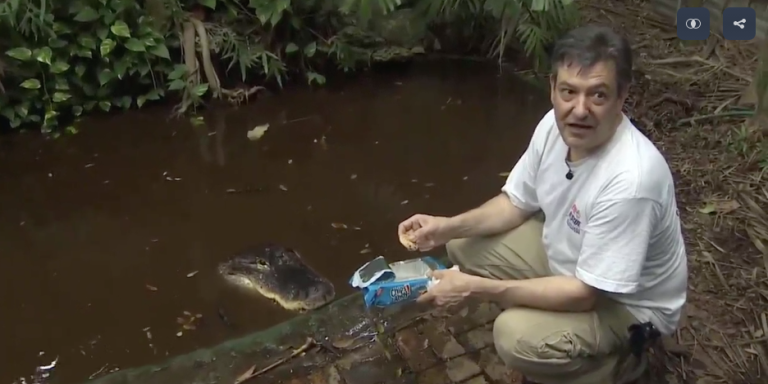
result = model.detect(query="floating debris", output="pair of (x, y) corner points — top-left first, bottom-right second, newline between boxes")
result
(247, 124), (269, 141)
(186, 270), (199, 278)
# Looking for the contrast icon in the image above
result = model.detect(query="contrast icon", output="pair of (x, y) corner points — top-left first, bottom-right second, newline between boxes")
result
(677, 7), (710, 40)
(722, 7), (756, 40)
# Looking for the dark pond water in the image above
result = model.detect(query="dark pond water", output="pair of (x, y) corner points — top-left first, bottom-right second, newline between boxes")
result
(0, 60), (550, 384)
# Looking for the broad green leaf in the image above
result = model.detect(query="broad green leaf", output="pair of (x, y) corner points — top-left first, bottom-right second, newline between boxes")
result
(110, 21), (131, 37)
(270, 9), (282, 26)
(198, 0), (216, 9)
(5, 47), (32, 61)
(306, 71), (325, 85)
(65, 126), (78, 135)
(285, 43), (299, 54)
(100, 39), (116, 56)
(193, 83), (209, 97)
(114, 59), (130, 79)
(50, 61), (71, 74)
(149, 44), (171, 59)
(20, 79), (41, 89)
(34, 47), (53, 65)
(74, 6), (100, 22)
(124, 38), (145, 52)
(98, 69), (114, 86)
(168, 79), (186, 91)
(78, 36), (97, 50)
(44, 109), (58, 121)
(1, 107), (14, 120)
(52, 22), (72, 35)
(138, 62), (150, 76)
(73, 106), (84, 116)
(168, 64), (187, 80)
(303, 42), (317, 57)
(15, 104), (29, 118)
(97, 27), (109, 40)
(75, 63), (87, 77)
(48, 38), (68, 48)
(84, 100), (97, 110)
(10, 118), (22, 128)
(121, 96), (132, 109)
(75, 48), (93, 58)
(52, 92), (72, 102)
(145, 88), (162, 100)
(98, 101), (111, 111)
(137, 95), (147, 107)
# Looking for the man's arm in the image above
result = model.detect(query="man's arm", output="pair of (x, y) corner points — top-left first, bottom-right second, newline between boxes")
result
(462, 197), (658, 312)
(468, 275), (598, 312)
(445, 193), (534, 239)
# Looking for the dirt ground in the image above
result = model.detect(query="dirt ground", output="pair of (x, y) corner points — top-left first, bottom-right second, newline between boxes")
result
(577, 0), (768, 383)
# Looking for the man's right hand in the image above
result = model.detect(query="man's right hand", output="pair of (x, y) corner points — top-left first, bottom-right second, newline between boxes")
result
(397, 214), (454, 252)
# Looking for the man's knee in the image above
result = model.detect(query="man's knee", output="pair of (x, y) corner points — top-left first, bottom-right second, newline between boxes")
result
(492, 308), (585, 376)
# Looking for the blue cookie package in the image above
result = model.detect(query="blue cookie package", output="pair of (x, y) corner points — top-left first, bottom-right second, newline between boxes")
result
(349, 256), (447, 307)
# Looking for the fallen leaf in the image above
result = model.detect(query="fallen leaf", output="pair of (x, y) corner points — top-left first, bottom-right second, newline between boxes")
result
(247, 124), (269, 141)
(182, 323), (196, 330)
(176, 331), (183, 337)
(331, 222), (348, 229)
(279, 184), (288, 191)
(499, 172), (510, 177)
(400, 200), (409, 205)
(145, 284), (158, 291)
(360, 248), (372, 254)
(186, 271), (199, 278)
(350, 174), (357, 179)
(698, 199), (741, 214)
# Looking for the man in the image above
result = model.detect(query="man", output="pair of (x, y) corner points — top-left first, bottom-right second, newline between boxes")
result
(397, 25), (688, 384)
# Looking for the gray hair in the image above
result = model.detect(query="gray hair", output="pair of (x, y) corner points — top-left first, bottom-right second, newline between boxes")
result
(550, 25), (633, 94)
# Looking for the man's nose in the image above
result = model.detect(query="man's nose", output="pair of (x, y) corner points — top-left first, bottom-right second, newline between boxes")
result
(572, 96), (589, 118)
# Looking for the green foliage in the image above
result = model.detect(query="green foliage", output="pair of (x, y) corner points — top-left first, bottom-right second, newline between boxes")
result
(0, 0), (578, 134)
(0, 0), (175, 135)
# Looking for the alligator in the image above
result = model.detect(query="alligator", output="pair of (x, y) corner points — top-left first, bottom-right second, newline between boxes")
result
(217, 244), (336, 312)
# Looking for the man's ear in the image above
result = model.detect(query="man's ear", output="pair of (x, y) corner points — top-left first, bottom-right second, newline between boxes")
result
(549, 74), (556, 92)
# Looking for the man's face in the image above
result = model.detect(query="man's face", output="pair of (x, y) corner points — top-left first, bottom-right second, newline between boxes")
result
(550, 60), (627, 156)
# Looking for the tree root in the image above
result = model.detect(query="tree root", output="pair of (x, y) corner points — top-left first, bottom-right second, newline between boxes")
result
(175, 16), (265, 116)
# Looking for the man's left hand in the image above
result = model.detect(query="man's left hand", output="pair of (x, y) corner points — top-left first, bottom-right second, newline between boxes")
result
(417, 269), (476, 307)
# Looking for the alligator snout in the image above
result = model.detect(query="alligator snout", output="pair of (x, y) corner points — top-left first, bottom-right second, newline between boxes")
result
(218, 244), (336, 311)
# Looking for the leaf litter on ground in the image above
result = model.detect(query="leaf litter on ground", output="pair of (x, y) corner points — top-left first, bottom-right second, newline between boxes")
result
(580, 0), (768, 382)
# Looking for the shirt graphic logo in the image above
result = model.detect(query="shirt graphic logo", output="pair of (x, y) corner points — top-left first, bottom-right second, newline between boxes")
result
(567, 203), (582, 234)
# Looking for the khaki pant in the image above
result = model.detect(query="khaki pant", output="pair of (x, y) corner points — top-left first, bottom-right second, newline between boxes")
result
(446, 216), (639, 384)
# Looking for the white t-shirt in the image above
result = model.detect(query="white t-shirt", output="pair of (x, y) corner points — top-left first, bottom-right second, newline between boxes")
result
(501, 109), (688, 336)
